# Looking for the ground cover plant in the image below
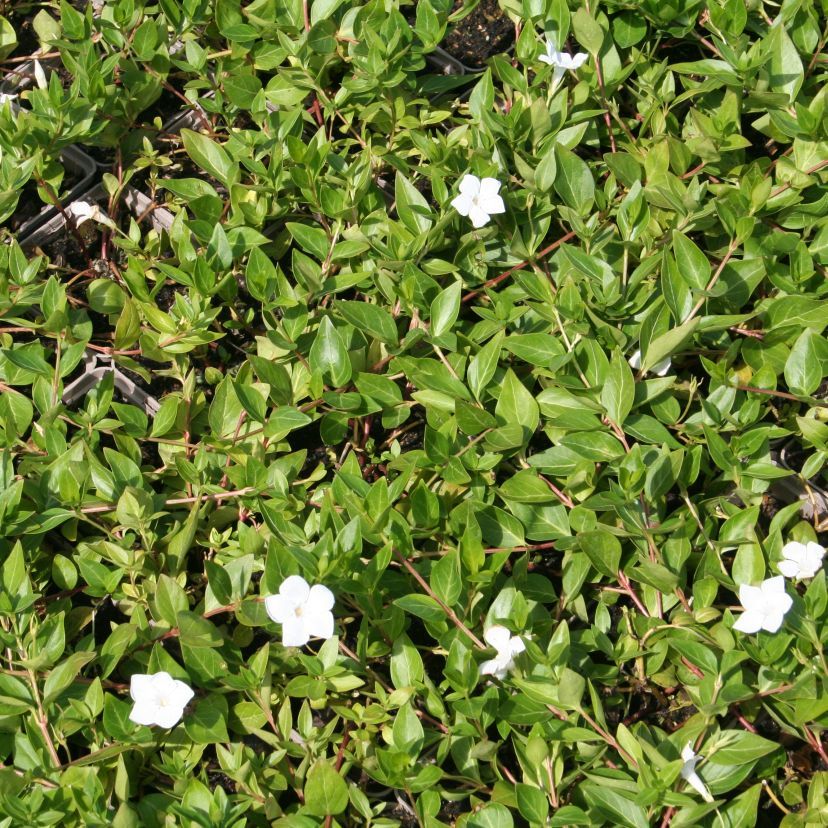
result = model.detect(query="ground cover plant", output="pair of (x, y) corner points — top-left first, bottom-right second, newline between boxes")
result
(0, 0), (827, 825)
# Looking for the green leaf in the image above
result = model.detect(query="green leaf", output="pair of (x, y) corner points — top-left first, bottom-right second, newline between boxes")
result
(601, 350), (634, 425)
(152, 574), (189, 627)
(395, 171), (433, 234)
(572, 7), (603, 53)
(495, 370), (539, 443)
(309, 317), (352, 387)
(708, 731), (781, 765)
(287, 222), (330, 260)
(582, 785), (648, 828)
(336, 301), (399, 345)
(643, 317), (699, 371)
(768, 22), (803, 103)
(468, 803), (515, 828)
(429, 280), (461, 339)
(430, 549), (461, 606)
(554, 145), (595, 215)
(0, 15), (18, 60)
(394, 594), (446, 624)
(516, 784), (550, 823)
(390, 634), (424, 688)
(185, 695), (229, 743)
(579, 530), (621, 578)
(43, 652), (96, 706)
(181, 129), (237, 186)
(304, 759), (349, 816)
(672, 231), (711, 291)
(784, 328), (823, 396)
(468, 331), (504, 401)
(308, 18), (337, 53)
(392, 702), (424, 755)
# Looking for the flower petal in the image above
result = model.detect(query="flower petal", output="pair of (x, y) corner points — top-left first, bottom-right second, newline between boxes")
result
(468, 204), (491, 228)
(458, 174), (481, 197)
(149, 672), (176, 697)
(478, 193), (505, 216)
(569, 52), (589, 70)
(480, 657), (510, 679)
(306, 584), (335, 613)
(479, 658), (501, 676)
(781, 541), (806, 561)
(130, 673), (156, 703)
(280, 575), (311, 604)
(129, 700), (161, 727)
(733, 609), (764, 634)
(34, 59), (47, 90)
(484, 625), (511, 650)
(760, 575), (787, 596)
(652, 357), (672, 376)
(264, 594), (294, 623)
(478, 177), (501, 199)
(684, 770), (714, 802)
(509, 636), (526, 657)
(451, 193), (472, 217)
(281, 616), (310, 648)
(680, 743), (697, 764)
(169, 679), (195, 709)
(628, 350), (643, 370)
(760, 610), (786, 633)
(738, 583), (764, 610)
(777, 559), (801, 579)
(764, 589), (793, 618)
(538, 53), (554, 65)
(804, 542), (826, 575)
(153, 704), (186, 729)
(305, 609), (334, 641)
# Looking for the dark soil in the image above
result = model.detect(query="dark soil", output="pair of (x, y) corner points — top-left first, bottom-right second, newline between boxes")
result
(441, 0), (514, 68)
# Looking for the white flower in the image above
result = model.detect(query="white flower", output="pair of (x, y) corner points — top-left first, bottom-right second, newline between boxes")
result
(129, 671), (194, 728)
(628, 349), (671, 376)
(732, 576), (793, 634)
(33, 59), (48, 91)
(265, 575), (335, 647)
(480, 625), (525, 679)
(0, 93), (17, 105)
(538, 40), (588, 85)
(66, 200), (117, 229)
(451, 174), (506, 228)
(777, 540), (826, 580)
(680, 743), (713, 802)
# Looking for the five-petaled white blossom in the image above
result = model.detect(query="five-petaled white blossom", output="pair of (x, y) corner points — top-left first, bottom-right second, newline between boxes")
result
(732, 576), (792, 634)
(451, 174), (506, 228)
(680, 743), (714, 802)
(778, 540), (826, 580)
(129, 671), (194, 729)
(265, 575), (335, 647)
(480, 625), (525, 679)
(538, 40), (588, 85)
(628, 349), (672, 377)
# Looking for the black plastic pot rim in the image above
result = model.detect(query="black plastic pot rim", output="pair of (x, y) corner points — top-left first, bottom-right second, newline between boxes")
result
(62, 350), (161, 416)
(18, 183), (175, 249)
(10, 129), (99, 242)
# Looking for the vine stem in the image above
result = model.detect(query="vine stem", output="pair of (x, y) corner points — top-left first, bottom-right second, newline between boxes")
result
(462, 230), (577, 303)
(393, 549), (485, 649)
(80, 487), (255, 515)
